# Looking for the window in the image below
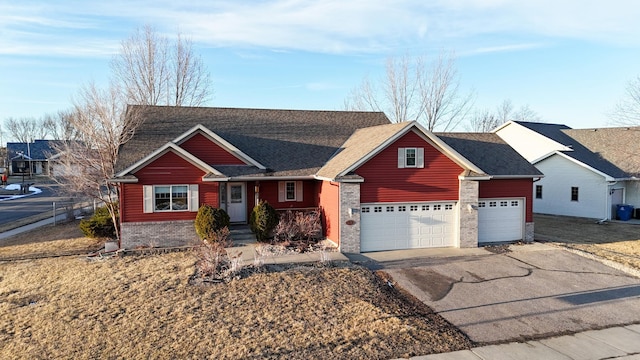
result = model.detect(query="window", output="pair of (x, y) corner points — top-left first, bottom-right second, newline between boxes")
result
(155, 185), (188, 211)
(478, 202), (486, 208)
(386, 206), (394, 212)
(398, 206), (406, 212)
(422, 205), (429, 211)
(535, 185), (543, 199)
(405, 148), (417, 167)
(410, 205), (418, 211)
(285, 182), (296, 200)
(511, 201), (519, 207)
(143, 185), (197, 213)
(445, 204), (453, 210)
(374, 206), (382, 213)
(397, 148), (424, 168)
(362, 207), (370, 213)
(489, 201), (497, 207)
(571, 187), (579, 201)
(500, 201), (508, 207)
(278, 181), (303, 202)
(433, 204), (441, 210)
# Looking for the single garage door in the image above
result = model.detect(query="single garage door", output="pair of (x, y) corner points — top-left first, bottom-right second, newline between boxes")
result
(361, 202), (457, 252)
(478, 198), (524, 243)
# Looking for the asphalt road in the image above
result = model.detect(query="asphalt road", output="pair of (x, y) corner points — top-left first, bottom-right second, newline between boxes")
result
(382, 244), (640, 344)
(0, 183), (69, 227)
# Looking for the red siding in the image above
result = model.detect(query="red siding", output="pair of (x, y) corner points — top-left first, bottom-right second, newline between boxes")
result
(479, 179), (534, 222)
(356, 131), (464, 203)
(318, 181), (340, 245)
(257, 180), (319, 209)
(122, 151), (219, 223)
(180, 133), (246, 165)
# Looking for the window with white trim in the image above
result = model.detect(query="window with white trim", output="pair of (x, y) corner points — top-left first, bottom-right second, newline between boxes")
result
(397, 147), (425, 168)
(143, 184), (199, 213)
(278, 181), (303, 202)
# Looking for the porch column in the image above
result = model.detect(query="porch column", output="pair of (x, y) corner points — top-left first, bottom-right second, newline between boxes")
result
(458, 179), (479, 248)
(339, 182), (361, 253)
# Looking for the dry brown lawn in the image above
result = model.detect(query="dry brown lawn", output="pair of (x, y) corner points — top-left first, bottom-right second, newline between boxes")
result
(0, 221), (103, 260)
(535, 214), (640, 270)
(0, 228), (470, 359)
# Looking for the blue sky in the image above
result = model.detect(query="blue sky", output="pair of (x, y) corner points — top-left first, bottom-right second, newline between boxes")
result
(2, 0), (640, 141)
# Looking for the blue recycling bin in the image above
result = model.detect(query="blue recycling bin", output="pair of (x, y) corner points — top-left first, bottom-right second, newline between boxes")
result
(616, 204), (634, 221)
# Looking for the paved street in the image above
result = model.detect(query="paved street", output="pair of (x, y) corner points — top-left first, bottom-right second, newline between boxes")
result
(0, 182), (66, 226)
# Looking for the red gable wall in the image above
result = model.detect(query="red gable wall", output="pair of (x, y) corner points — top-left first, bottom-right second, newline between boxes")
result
(356, 131), (464, 203)
(479, 179), (534, 222)
(120, 150), (219, 223)
(180, 133), (246, 165)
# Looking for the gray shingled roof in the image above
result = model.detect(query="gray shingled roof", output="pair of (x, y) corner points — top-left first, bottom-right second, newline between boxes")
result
(116, 106), (391, 177)
(562, 127), (640, 178)
(515, 121), (636, 178)
(436, 132), (543, 177)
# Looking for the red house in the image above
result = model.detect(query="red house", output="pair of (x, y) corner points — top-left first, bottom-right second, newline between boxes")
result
(111, 106), (542, 253)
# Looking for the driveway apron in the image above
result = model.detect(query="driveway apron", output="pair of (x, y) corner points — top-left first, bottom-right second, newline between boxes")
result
(383, 245), (640, 343)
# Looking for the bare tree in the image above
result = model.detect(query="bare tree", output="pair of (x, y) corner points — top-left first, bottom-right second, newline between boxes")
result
(345, 52), (474, 131)
(611, 75), (640, 125)
(5, 117), (38, 143)
(468, 109), (501, 132)
(111, 25), (212, 106)
(467, 100), (542, 132)
(170, 33), (212, 106)
(51, 82), (143, 240)
(44, 110), (81, 141)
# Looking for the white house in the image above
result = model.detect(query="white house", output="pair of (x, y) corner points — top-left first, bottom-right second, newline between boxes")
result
(495, 121), (640, 220)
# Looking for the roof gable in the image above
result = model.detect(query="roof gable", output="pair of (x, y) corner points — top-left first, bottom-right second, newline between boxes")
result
(115, 106), (391, 177)
(317, 121), (485, 180)
(116, 142), (222, 178)
(173, 124), (265, 169)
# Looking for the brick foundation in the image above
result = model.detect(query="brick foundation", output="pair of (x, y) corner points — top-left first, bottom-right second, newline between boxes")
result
(120, 220), (200, 249)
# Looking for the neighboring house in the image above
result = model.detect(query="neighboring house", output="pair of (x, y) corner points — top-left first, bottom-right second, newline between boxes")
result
(495, 121), (640, 220)
(6, 140), (58, 175)
(111, 106), (541, 253)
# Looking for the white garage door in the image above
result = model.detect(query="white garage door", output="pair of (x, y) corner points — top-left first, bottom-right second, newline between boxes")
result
(478, 198), (524, 243)
(361, 202), (457, 252)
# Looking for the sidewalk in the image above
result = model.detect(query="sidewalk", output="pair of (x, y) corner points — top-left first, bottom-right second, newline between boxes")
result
(401, 324), (640, 359)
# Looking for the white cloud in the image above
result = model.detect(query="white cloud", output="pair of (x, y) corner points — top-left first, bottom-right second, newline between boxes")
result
(1, 0), (640, 57)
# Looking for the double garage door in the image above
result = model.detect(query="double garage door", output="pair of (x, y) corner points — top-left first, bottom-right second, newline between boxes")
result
(360, 199), (524, 252)
(360, 202), (457, 252)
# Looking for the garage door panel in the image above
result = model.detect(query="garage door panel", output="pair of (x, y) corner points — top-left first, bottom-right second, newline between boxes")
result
(361, 202), (457, 252)
(478, 199), (523, 243)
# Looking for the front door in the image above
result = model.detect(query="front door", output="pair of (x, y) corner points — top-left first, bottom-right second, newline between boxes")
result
(227, 182), (247, 223)
(611, 188), (624, 219)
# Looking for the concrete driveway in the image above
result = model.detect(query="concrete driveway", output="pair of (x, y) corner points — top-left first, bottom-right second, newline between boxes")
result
(362, 244), (640, 344)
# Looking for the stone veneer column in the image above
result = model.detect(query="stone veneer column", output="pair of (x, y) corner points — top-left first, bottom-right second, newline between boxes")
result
(338, 182), (361, 253)
(458, 179), (479, 248)
(525, 222), (534, 243)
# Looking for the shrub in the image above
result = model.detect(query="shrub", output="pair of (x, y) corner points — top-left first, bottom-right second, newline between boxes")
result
(194, 205), (230, 242)
(250, 200), (279, 242)
(274, 209), (322, 244)
(79, 206), (117, 239)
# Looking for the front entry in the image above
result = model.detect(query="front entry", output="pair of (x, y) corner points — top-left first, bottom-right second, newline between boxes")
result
(227, 182), (247, 223)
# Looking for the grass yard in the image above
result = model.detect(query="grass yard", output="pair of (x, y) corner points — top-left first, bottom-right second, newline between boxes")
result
(535, 214), (640, 270)
(0, 221), (103, 260)
(0, 225), (471, 359)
